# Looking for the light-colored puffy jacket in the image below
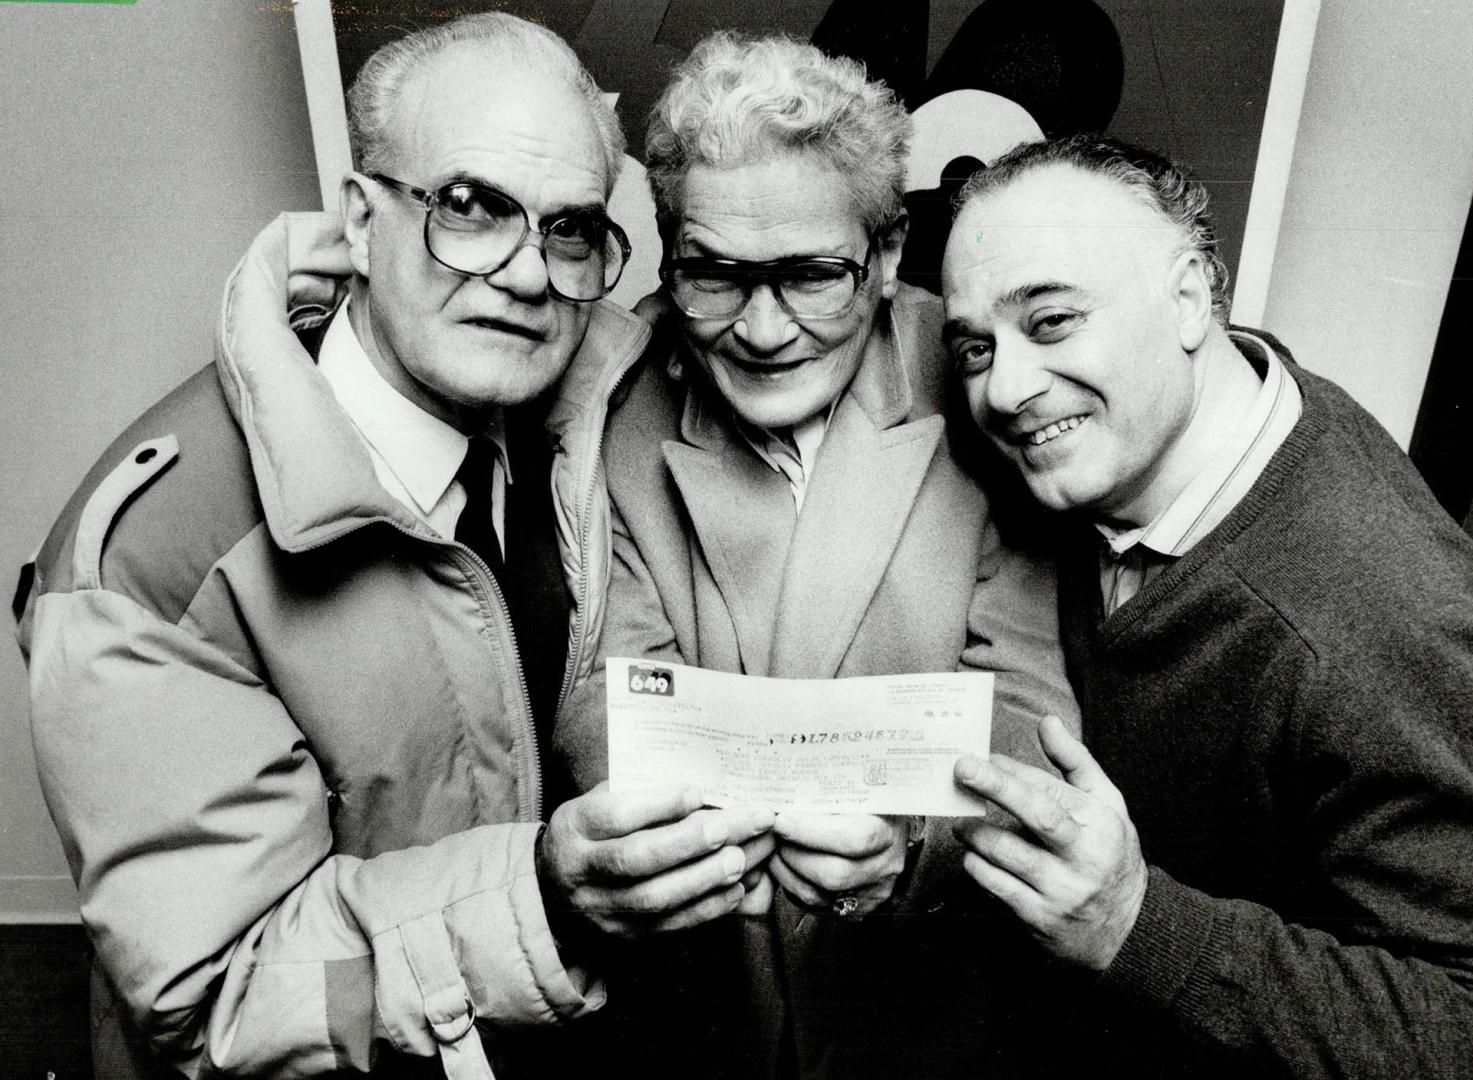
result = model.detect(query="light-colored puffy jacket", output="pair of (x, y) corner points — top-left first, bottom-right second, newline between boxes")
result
(15, 214), (651, 1077)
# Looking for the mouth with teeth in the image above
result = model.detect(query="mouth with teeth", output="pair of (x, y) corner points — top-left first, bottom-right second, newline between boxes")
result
(728, 355), (812, 378)
(1021, 415), (1087, 447)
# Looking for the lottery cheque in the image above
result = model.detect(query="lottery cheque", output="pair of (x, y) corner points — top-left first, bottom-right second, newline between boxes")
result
(605, 658), (993, 815)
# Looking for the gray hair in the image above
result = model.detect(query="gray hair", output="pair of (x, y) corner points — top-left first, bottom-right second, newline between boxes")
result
(346, 13), (625, 195)
(955, 134), (1231, 324)
(645, 32), (912, 233)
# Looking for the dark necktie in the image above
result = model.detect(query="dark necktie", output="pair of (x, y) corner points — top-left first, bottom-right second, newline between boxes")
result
(453, 416), (571, 779)
(454, 435), (503, 575)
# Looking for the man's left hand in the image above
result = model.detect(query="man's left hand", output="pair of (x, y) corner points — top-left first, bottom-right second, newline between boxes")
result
(952, 715), (1147, 970)
(769, 813), (914, 917)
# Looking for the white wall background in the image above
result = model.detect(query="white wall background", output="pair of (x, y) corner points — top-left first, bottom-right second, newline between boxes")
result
(1263, 0), (1473, 446)
(0, 1), (320, 921)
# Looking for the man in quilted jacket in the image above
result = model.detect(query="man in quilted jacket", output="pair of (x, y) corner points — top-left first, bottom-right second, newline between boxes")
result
(14, 13), (774, 1078)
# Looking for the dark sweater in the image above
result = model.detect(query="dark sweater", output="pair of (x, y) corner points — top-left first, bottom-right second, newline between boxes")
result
(1052, 345), (1473, 1078)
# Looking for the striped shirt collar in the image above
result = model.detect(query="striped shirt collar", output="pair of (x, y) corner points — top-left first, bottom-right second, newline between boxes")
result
(733, 403), (837, 513)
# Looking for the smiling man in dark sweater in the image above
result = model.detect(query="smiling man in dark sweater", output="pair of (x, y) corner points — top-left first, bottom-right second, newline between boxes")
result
(939, 134), (1473, 1078)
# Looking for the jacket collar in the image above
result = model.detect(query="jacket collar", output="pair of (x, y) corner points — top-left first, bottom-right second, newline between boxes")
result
(213, 213), (649, 554)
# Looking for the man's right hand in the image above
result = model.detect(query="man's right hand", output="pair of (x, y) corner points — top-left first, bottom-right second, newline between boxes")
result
(537, 781), (776, 939)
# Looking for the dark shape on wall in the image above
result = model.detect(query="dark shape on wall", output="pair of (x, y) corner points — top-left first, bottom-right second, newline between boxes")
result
(811, 0), (930, 108)
(892, 0), (1125, 291)
(1410, 195), (1473, 529)
(575, 0), (685, 162)
(924, 0), (1123, 137)
(900, 155), (984, 294)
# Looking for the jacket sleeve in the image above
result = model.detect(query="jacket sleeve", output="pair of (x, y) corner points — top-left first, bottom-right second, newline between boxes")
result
(958, 522), (1080, 762)
(888, 524), (1081, 917)
(1097, 649), (1473, 1078)
(22, 577), (601, 1077)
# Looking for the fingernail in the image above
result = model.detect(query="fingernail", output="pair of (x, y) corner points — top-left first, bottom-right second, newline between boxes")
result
(704, 819), (730, 849)
(725, 883), (745, 906)
(721, 846), (746, 881)
(955, 756), (980, 782)
(749, 808), (776, 830)
(684, 788), (705, 812)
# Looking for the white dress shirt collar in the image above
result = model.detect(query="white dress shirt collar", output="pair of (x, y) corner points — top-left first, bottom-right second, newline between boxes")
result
(317, 302), (511, 543)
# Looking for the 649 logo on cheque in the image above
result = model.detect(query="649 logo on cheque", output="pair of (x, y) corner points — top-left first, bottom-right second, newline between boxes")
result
(628, 665), (674, 696)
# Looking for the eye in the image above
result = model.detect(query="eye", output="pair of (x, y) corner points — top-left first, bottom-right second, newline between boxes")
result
(1029, 311), (1079, 339)
(780, 262), (850, 295)
(544, 214), (606, 259)
(953, 340), (994, 375)
(677, 272), (740, 294)
(437, 184), (518, 226)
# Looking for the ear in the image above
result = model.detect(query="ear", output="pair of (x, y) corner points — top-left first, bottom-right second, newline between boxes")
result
(876, 212), (910, 301)
(1168, 248), (1212, 352)
(340, 171), (375, 280)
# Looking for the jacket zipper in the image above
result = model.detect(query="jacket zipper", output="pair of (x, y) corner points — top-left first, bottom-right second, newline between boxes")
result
(287, 323), (649, 824)
(290, 517), (542, 823)
(551, 347), (644, 731)
(452, 543), (541, 824)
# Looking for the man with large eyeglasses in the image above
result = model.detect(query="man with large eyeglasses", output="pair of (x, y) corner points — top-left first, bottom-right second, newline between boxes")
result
(15, 14), (776, 1079)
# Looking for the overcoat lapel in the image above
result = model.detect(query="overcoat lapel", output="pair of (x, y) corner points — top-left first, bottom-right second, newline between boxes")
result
(769, 310), (943, 679)
(663, 388), (796, 676)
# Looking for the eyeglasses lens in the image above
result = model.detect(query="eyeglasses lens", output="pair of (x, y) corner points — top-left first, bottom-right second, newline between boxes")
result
(427, 183), (626, 301)
(669, 263), (857, 319)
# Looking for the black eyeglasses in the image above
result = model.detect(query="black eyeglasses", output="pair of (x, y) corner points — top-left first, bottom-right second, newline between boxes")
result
(369, 173), (631, 303)
(659, 239), (876, 320)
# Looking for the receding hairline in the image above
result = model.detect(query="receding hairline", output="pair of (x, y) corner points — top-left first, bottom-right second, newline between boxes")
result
(958, 161), (1181, 231)
(373, 39), (606, 181)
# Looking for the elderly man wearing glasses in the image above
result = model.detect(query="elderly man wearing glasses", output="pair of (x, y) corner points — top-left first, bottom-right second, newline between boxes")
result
(15, 14), (780, 1079)
(556, 32), (1076, 1080)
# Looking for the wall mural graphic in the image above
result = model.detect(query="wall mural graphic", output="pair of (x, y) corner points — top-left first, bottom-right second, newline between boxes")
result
(321, 0), (1285, 304)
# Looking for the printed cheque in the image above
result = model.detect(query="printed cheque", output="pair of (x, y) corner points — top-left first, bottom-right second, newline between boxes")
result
(605, 658), (993, 815)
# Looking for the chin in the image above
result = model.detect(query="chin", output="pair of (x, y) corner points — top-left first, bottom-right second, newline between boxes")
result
(728, 378), (841, 429)
(1018, 470), (1097, 515)
(731, 396), (826, 429)
(475, 358), (570, 406)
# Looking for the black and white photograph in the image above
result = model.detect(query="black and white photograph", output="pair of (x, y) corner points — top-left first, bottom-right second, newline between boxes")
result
(3, 1), (1471, 1077)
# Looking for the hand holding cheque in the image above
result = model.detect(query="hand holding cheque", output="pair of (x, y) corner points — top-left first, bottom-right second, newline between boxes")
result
(952, 715), (1149, 970)
(601, 660), (995, 920)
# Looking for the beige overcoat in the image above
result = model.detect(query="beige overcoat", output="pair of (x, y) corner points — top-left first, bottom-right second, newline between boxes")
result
(557, 283), (1077, 1079)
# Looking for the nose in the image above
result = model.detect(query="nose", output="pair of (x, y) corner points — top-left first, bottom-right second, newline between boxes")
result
(982, 339), (1051, 417)
(732, 284), (799, 353)
(483, 236), (551, 301)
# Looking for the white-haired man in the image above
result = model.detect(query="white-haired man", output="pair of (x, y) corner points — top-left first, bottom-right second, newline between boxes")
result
(942, 134), (1473, 1077)
(15, 14), (775, 1078)
(558, 32), (1077, 1080)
